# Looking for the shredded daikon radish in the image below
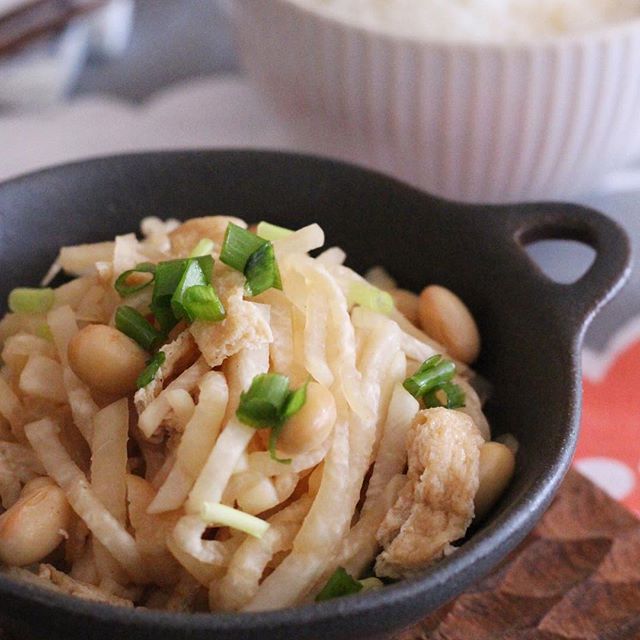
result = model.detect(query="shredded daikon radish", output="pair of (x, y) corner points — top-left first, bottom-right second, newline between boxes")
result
(0, 214), (499, 613)
(213, 495), (312, 611)
(273, 224), (324, 257)
(149, 372), (229, 514)
(186, 345), (269, 513)
(92, 400), (130, 587)
(25, 418), (147, 583)
(58, 242), (115, 277)
(138, 359), (209, 438)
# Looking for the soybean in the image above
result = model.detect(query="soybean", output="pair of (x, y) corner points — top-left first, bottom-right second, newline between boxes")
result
(0, 478), (72, 566)
(68, 324), (148, 396)
(418, 285), (480, 363)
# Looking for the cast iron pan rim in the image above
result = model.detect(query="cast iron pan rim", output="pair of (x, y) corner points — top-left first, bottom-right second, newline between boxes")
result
(0, 150), (585, 631)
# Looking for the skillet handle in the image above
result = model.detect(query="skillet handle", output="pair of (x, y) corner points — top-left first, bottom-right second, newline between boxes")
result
(504, 203), (632, 334)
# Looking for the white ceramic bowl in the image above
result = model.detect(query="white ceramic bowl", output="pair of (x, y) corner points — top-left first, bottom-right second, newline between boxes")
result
(229, 0), (640, 203)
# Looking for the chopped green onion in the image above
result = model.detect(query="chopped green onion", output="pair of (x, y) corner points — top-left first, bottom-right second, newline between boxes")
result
(256, 221), (294, 241)
(151, 255), (214, 331)
(358, 577), (384, 592)
(424, 381), (466, 409)
(403, 355), (456, 398)
(115, 306), (164, 352)
(244, 242), (282, 297)
(153, 259), (190, 301)
(236, 374), (308, 464)
(114, 262), (156, 297)
(220, 223), (266, 272)
(137, 351), (166, 389)
(182, 285), (225, 322)
(282, 380), (308, 420)
(171, 259), (209, 319)
(36, 324), (53, 342)
(189, 238), (215, 257)
(315, 567), (363, 602)
(236, 373), (291, 429)
(201, 502), (269, 539)
(267, 428), (292, 465)
(8, 288), (54, 314)
(348, 282), (394, 316)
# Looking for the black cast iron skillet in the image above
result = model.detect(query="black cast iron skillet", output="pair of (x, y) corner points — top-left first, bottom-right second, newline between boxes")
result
(0, 151), (631, 640)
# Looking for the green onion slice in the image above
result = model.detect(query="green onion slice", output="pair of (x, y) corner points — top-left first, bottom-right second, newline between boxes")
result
(201, 502), (270, 539)
(347, 282), (394, 316)
(236, 374), (308, 464)
(424, 381), (466, 409)
(403, 355), (456, 398)
(267, 427), (292, 465)
(151, 255), (214, 332)
(282, 380), (308, 421)
(137, 351), (166, 389)
(256, 221), (294, 241)
(115, 306), (164, 352)
(171, 259), (209, 319)
(182, 285), (225, 322)
(114, 262), (156, 297)
(220, 223), (266, 272)
(244, 242), (282, 297)
(236, 373), (290, 429)
(8, 288), (54, 314)
(36, 324), (53, 342)
(189, 238), (215, 257)
(315, 567), (363, 602)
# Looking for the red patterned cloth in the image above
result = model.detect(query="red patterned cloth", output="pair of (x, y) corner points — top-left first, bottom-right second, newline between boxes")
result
(576, 322), (640, 517)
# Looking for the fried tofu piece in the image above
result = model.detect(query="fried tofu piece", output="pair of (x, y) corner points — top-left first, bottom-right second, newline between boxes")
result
(375, 407), (482, 579)
(189, 271), (272, 368)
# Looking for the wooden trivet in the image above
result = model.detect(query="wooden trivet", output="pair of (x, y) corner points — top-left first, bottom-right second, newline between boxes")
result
(398, 470), (640, 640)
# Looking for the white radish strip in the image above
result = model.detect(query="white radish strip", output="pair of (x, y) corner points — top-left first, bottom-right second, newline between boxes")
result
(0, 376), (26, 442)
(213, 496), (312, 611)
(186, 418), (255, 513)
(63, 368), (98, 444)
(0, 458), (21, 509)
(92, 399), (129, 524)
(112, 234), (146, 278)
(149, 372), (229, 514)
(19, 355), (66, 403)
(273, 224), (324, 257)
(166, 532), (236, 587)
(138, 359), (209, 438)
(246, 313), (399, 610)
(258, 289), (305, 384)
(316, 247), (346, 267)
(170, 515), (230, 565)
(392, 309), (470, 375)
(299, 259), (367, 420)
(47, 305), (78, 367)
(165, 389), (195, 427)
(2, 334), (56, 372)
(400, 330), (439, 363)
(456, 378), (491, 440)
(363, 384), (418, 516)
(303, 291), (333, 387)
(244, 407), (350, 611)
(25, 418), (147, 583)
(186, 346), (269, 513)
(246, 438), (330, 476)
(59, 242), (114, 277)
(338, 474), (407, 578)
